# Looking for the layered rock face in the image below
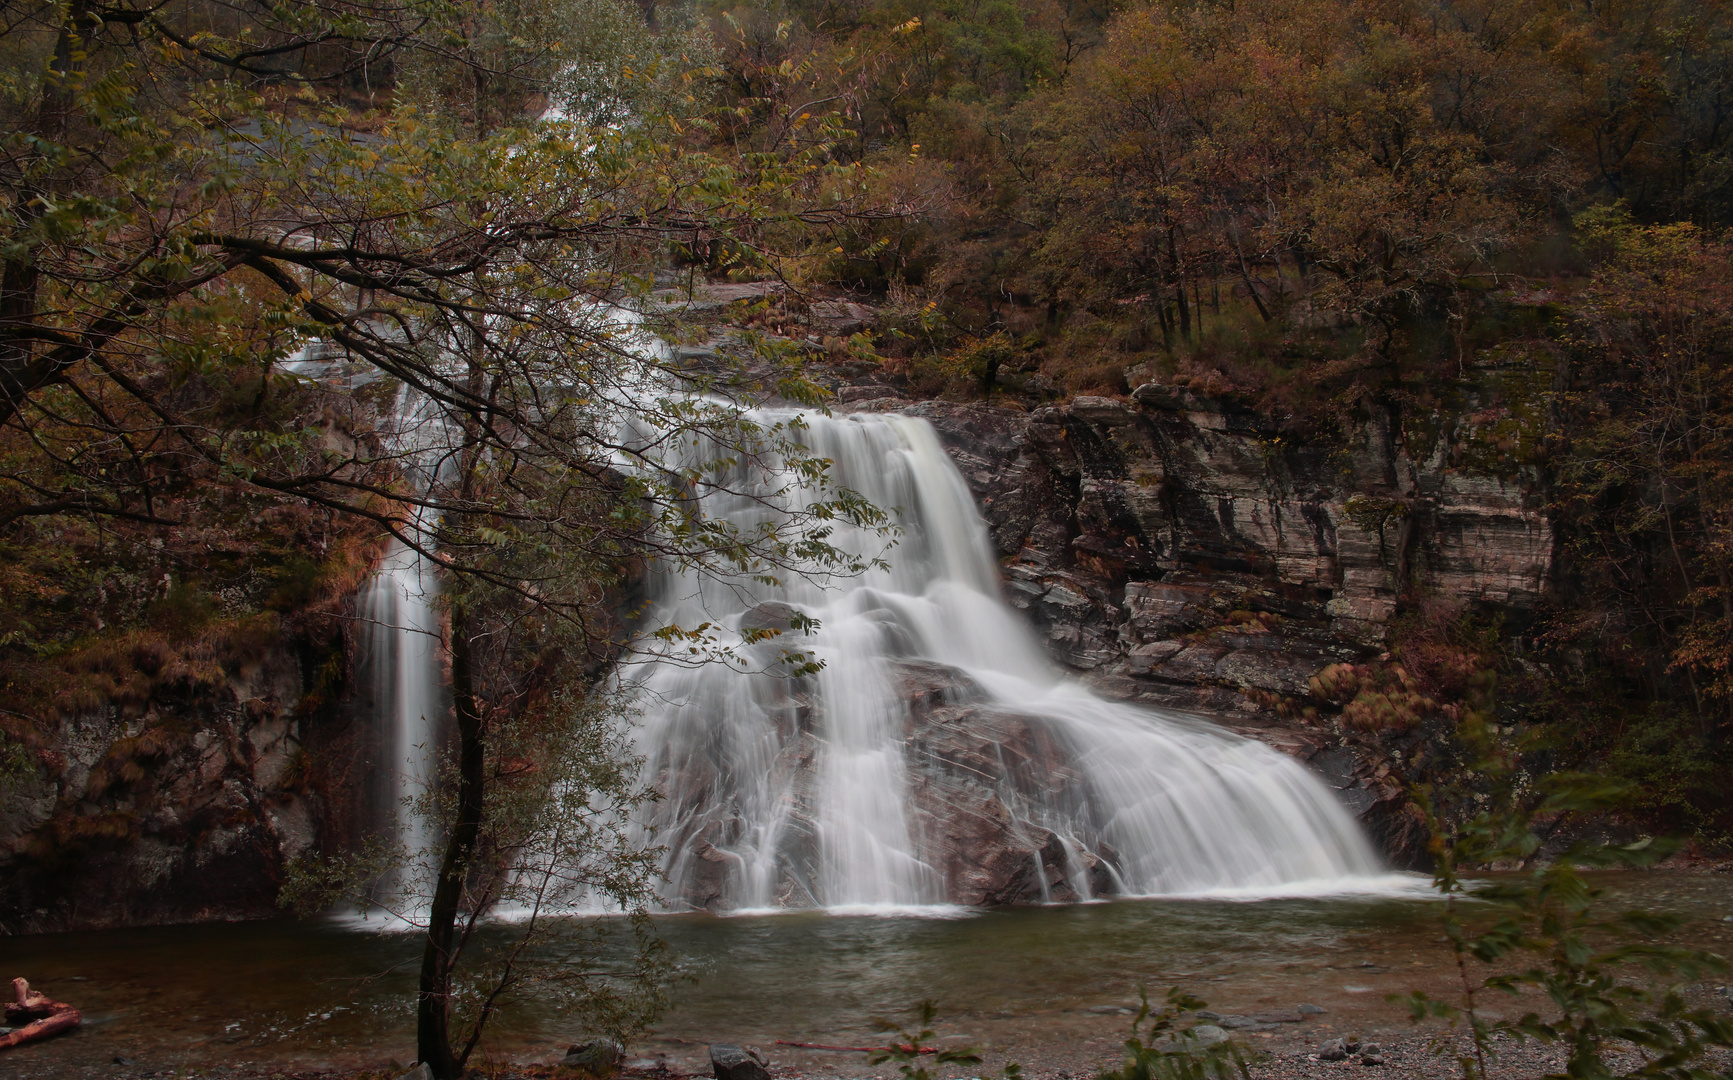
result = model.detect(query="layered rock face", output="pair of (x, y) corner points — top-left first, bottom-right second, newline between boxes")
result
(872, 390), (1550, 710)
(829, 385), (1549, 861)
(0, 631), (367, 934)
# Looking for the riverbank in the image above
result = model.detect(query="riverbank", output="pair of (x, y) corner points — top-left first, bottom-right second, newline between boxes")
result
(11, 1020), (1733, 1080)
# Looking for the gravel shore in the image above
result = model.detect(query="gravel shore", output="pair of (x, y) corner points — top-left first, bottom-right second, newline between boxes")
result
(12, 1022), (1722, 1080)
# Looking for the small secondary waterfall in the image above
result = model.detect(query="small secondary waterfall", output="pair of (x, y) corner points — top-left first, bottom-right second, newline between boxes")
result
(355, 383), (452, 884)
(360, 539), (443, 874)
(626, 410), (1388, 910)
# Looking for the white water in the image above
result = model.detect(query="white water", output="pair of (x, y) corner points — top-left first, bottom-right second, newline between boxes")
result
(625, 410), (1395, 911)
(360, 539), (442, 873)
(355, 384), (452, 885)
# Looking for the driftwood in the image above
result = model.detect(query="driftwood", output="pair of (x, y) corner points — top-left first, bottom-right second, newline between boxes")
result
(0, 978), (81, 1050)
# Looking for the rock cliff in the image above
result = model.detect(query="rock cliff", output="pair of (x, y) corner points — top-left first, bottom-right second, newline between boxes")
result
(0, 355), (1555, 927)
(0, 622), (370, 934)
(833, 382), (1551, 862)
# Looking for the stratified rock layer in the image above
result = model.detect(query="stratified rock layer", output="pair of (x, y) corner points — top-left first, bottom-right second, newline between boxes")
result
(891, 392), (1548, 704)
(842, 388), (1551, 864)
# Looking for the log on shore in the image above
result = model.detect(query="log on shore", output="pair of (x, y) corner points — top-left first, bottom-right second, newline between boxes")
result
(0, 978), (82, 1051)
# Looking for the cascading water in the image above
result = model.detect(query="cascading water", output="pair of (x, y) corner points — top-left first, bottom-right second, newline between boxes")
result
(625, 410), (1392, 911)
(355, 383), (452, 886)
(360, 539), (443, 875)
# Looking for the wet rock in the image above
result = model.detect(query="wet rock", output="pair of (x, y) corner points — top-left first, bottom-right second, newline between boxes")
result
(657, 656), (1125, 910)
(836, 383), (899, 405)
(682, 831), (737, 912)
(1069, 396), (1139, 426)
(899, 670), (1118, 905)
(1205, 1013), (1280, 1031)
(1318, 1039), (1350, 1062)
(565, 1039), (625, 1071)
(710, 1043), (771, 1080)
(738, 601), (806, 632)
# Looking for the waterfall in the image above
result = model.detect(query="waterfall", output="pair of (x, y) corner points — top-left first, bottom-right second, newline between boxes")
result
(625, 410), (1391, 910)
(360, 539), (443, 877)
(355, 383), (452, 888)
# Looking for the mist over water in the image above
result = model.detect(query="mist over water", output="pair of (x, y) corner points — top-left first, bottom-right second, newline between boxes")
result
(624, 410), (1395, 911)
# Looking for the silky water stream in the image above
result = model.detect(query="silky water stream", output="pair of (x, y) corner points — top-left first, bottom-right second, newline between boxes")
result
(623, 410), (1394, 908)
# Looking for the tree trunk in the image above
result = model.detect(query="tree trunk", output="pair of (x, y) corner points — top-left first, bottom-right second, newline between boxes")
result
(417, 610), (488, 1079)
(1169, 232), (1191, 342)
(1, 978), (81, 1051)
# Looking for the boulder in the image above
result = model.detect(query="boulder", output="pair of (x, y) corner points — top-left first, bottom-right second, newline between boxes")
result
(564, 1040), (625, 1072)
(1318, 1038), (1350, 1062)
(710, 1043), (771, 1080)
(738, 601), (808, 633)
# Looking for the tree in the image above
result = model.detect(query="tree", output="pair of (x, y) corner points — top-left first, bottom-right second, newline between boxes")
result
(1, 1), (892, 1075)
(1551, 207), (1733, 725)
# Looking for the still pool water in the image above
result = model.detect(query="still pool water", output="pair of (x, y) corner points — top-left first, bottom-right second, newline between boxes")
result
(6, 873), (1733, 1077)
